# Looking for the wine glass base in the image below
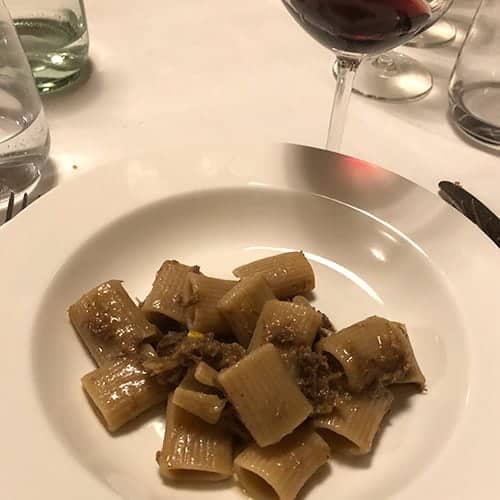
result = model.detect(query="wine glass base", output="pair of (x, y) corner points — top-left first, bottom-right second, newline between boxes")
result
(334, 52), (433, 102)
(406, 19), (457, 48)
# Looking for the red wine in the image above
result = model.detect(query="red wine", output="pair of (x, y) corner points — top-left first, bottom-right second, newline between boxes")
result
(284, 0), (431, 54)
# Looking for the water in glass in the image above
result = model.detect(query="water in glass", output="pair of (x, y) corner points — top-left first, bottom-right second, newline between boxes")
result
(10, 0), (89, 94)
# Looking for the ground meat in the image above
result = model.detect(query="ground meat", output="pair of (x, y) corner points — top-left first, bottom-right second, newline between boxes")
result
(363, 348), (408, 387)
(143, 333), (245, 386)
(197, 336), (246, 370)
(155, 331), (188, 356)
(319, 312), (334, 331)
(260, 314), (342, 414)
(268, 328), (297, 346)
(287, 346), (345, 415)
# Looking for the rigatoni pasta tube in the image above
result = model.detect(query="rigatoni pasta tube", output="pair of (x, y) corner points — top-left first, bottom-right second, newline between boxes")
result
(158, 396), (232, 481)
(249, 299), (322, 351)
(235, 428), (330, 500)
(218, 343), (312, 446)
(291, 295), (310, 307)
(142, 260), (199, 324)
(233, 251), (315, 299)
(194, 361), (220, 389)
(182, 273), (236, 335)
(172, 387), (225, 424)
(394, 323), (427, 387)
(172, 372), (226, 424)
(69, 280), (157, 366)
(218, 274), (275, 347)
(293, 295), (335, 331)
(81, 357), (169, 432)
(318, 316), (425, 392)
(314, 387), (394, 455)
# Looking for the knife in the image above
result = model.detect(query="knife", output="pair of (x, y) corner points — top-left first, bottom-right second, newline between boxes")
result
(438, 181), (500, 248)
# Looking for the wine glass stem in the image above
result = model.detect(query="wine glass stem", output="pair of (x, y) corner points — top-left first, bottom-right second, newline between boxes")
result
(327, 56), (360, 152)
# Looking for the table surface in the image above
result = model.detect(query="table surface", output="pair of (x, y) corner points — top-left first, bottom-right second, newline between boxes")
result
(34, 0), (499, 216)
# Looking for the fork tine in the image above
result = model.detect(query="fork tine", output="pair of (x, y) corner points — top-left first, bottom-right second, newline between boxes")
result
(21, 192), (28, 210)
(4, 191), (15, 223)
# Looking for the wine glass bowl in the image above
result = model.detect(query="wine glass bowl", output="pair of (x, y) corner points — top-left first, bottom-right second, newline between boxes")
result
(283, 0), (434, 55)
(345, 0), (456, 102)
(281, 0), (454, 149)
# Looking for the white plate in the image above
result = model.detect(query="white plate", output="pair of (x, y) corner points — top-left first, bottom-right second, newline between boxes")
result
(1, 144), (499, 500)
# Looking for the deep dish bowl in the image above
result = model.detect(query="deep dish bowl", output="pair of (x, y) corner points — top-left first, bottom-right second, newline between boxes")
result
(1, 144), (498, 500)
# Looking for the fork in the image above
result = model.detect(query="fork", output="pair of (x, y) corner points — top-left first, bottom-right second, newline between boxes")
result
(3, 191), (28, 224)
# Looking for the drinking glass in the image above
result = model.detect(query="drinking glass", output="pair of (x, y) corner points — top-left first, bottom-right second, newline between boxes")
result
(7, 0), (89, 94)
(449, 0), (500, 146)
(0, 0), (50, 203)
(335, 0), (454, 102)
(282, 0), (454, 151)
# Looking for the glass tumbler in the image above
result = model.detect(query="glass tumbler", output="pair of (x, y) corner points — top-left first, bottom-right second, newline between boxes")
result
(7, 0), (89, 94)
(0, 0), (49, 203)
(449, 0), (500, 146)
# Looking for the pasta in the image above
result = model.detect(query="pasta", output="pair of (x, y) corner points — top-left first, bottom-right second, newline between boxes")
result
(393, 323), (427, 387)
(142, 260), (199, 324)
(249, 299), (322, 351)
(314, 386), (394, 455)
(318, 316), (425, 392)
(218, 274), (275, 347)
(172, 386), (225, 424)
(293, 295), (335, 331)
(233, 251), (315, 299)
(182, 272), (236, 335)
(158, 395), (232, 481)
(235, 427), (330, 500)
(138, 343), (157, 358)
(172, 371), (226, 424)
(69, 280), (157, 366)
(194, 361), (220, 388)
(218, 343), (312, 446)
(81, 357), (169, 432)
(70, 252), (426, 500)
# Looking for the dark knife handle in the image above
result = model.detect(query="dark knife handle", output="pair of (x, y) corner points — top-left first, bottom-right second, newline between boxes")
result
(439, 181), (500, 248)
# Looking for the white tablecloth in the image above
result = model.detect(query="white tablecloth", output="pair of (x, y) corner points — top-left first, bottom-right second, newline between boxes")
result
(38, 0), (499, 215)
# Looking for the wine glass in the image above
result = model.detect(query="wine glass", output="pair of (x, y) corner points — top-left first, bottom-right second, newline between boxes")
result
(281, 0), (454, 151)
(344, 1), (455, 102)
(406, 18), (456, 47)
